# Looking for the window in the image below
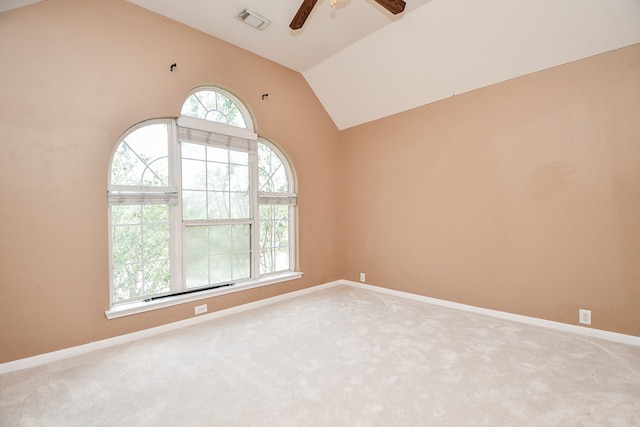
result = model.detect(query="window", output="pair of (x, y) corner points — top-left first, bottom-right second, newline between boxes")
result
(258, 140), (297, 274)
(107, 87), (298, 316)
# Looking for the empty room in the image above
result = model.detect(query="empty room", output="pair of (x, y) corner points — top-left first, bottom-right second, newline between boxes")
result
(1, 0), (639, 425)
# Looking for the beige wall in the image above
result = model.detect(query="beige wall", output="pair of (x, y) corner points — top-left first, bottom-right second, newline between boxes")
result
(340, 44), (640, 336)
(0, 0), (341, 362)
(1, 0), (638, 364)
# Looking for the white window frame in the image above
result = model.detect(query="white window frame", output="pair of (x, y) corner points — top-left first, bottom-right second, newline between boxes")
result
(106, 88), (301, 319)
(257, 137), (298, 274)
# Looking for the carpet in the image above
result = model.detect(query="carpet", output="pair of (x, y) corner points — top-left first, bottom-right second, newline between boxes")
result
(1, 285), (639, 426)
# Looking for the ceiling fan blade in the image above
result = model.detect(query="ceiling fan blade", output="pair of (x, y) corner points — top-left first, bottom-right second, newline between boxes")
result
(374, 0), (406, 15)
(290, 0), (318, 30)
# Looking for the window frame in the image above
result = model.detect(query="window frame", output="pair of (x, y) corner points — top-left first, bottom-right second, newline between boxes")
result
(107, 118), (180, 306)
(106, 88), (301, 319)
(257, 137), (299, 274)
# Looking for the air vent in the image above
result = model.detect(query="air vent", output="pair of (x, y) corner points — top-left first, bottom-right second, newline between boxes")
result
(237, 8), (271, 30)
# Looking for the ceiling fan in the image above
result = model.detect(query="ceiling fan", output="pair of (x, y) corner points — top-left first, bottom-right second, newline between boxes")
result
(290, 0), (406, 30)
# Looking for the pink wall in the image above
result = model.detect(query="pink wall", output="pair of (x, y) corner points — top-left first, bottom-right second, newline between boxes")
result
(1, 0), (638, 364)
(0, 0), (341, 362)
(340, 44), (640, 336)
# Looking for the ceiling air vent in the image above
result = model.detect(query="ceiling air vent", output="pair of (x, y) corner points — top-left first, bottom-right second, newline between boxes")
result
(237, 8), (271, 30)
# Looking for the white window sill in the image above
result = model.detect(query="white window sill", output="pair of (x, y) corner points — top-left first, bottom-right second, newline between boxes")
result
(105, 271), (303, 320)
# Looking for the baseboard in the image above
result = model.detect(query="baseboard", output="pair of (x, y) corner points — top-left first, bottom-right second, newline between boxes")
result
(0, 280), (340, 374)
(342, 280), (640, 347)
(2, 278), (638, 374)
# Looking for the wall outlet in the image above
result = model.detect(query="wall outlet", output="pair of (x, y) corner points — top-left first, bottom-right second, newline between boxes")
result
(360, 273), (366, 282)
(195, 304), (207, 315)
(579, 309), (591, 325)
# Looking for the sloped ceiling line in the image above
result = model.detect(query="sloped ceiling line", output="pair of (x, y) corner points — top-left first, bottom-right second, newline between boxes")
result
(3, 0), (639, 129)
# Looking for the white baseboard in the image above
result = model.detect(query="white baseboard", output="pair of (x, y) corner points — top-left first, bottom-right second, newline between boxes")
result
(2, 278), (638, 374)
(0, 281), (340, 374)
(342, 280), (640, 347)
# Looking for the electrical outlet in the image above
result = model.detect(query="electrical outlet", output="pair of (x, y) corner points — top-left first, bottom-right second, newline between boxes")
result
(195, 304), (207, 315)
(579, 309), (591, 325)
(360, 273), (366, 282)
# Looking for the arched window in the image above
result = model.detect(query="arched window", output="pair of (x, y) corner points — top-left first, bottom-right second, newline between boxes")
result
(258, 139), (297, 274)
(107, 87), (298, 317)
(181, 88), (251, 129)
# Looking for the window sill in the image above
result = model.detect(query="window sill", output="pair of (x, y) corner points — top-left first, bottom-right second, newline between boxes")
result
(105, 271), (303, 320)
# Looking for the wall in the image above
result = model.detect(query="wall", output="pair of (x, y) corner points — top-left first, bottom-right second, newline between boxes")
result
(0, 0), (341, 362)
(340, 44), (640, 336)
(1, 1), (638, 365)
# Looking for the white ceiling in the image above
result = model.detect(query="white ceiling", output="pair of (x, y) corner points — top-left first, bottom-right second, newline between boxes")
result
(3, 0), (640, 129)
(125, 0), (434, 73)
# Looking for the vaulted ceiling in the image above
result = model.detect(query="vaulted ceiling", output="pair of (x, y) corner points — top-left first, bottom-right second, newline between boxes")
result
(3, 0), (640, 129)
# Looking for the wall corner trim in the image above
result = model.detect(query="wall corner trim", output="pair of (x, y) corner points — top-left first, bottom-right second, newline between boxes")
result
(2, 279), (638, 374)
(342, 280), (640, 347)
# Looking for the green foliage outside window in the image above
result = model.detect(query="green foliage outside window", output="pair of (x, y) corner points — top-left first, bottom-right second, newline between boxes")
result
(111, 204), (171, 302)
(181, 90), (246, 128)
(109, 88), (295, 305)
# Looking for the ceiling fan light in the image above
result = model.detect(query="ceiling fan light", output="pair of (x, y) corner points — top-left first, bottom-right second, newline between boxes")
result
(237, 8), (271, 30)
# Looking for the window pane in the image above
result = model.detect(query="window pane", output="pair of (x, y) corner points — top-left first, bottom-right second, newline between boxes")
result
(111, 204), (170, 302)
(271, 170), (289, 193)
(233, 252), (251, 279)
(259, 204), (273, 221)
(144, 224), (170, 261)
(229, 164), (248, 192)
(208, 225), (232, 254)
(112, 204), (141, 226)
(257, 141), (294, 275)
(185, 226), (209, 288)
(207, 191), (230, 219)
(181, 95), (208, 121)
(230, 151), (248, 166)
(181, 90), (247, 129)
(275, 220), (290, 247)
(275, 247), (290, 271)
(182, 159), (207, 190)
(112, 264), (142, 302)
(207, 163), (229, 191)
(113, 224), (142, 265)
(183, 190), (207, 220)
(185, 224), (251, 288)
(143, 204), (169, 223)
(230, 192), (249, 219)
(144, 260), (171, 295)
(275, 205), (289, 221)
(183, 144), (250, 221)
(208, 111), (227, 124)
(209, 253), (232, 284)
(233, 224), (251, 251)
(258, 143), (289, 193)
(111, 124), (169, 187)
(259, 203), (290, 274)
(259, 250), (270, 275)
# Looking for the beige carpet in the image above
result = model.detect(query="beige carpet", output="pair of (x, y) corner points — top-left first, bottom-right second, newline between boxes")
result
(1, 285), (639, 426)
